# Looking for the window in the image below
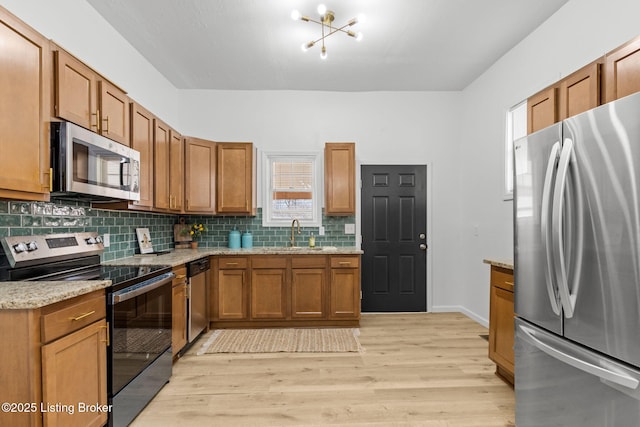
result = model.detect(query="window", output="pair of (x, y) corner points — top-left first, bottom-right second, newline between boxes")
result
(262, 152), (322, 227)
(505, 101), (527, 199)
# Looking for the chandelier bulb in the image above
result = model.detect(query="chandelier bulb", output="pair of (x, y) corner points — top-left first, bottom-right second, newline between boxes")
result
(356, 32), (363, 42)
(357, 13), (367, 24)
(317, 4), (327, 16)
(320, 46), (327, 60)
(291, 10), (301, 20)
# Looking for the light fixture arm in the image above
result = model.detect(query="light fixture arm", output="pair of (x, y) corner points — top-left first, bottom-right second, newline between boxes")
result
(293, 5), (363, 59)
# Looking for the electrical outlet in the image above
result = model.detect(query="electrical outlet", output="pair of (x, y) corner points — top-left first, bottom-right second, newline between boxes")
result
(103, 234), (110, 247)
(318, 226), (325, 236)
(345, 224), (356, 235)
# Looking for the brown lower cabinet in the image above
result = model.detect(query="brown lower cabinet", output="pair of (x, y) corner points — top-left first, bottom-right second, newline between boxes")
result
(211, 254), (360, 328)
(488, 265), (515, 386)
(171, 265), (188, 358)
(0, 290), (108, 427)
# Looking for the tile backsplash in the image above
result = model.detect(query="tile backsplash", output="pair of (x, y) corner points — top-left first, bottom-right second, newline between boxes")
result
(0, 199), (356, 262)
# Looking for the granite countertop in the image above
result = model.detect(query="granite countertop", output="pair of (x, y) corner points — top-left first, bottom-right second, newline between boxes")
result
(1, 247), (362, 310)
(0, 280), (111, 310)
(103, 246), (364, 268)
(483, 258), (514, 270)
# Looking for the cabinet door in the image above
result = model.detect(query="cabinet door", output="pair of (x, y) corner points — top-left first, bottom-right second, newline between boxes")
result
(216, 269), (249, 320)
(131, 102), (155, 208)
(291, 268), (326, 319)
(154, 119), (171, 210)
(559, 61), (601, 120)
(488, 266), (515, 384)
(329, 261), (361, 319)
(605, 36), (640, 103)
(172, 283), (187, 355)
(217, 143), (256, 215)
(251, 267), (288, 319)
(172, 266), (188, 355)
(527, 86), (557, 134)
(99, 80), (129, 146)
(184, 137), (216, 214)
(0, 8), (51, 200)
(169, 129), (184, 211)
(54, 48), (98, 131)
(324, 143), (356, 215)
(41, 320), (108, 427)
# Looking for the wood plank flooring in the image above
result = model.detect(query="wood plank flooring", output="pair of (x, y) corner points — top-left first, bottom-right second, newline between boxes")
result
(131, 313), (515, 427)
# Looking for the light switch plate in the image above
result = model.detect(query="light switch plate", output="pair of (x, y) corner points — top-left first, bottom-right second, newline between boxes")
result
(103, 234), (110, 247)
(345, 224), (356, 234)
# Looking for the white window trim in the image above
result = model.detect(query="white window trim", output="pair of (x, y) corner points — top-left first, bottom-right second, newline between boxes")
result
(504, 100), (527, 200)
(261, 151), (323, 227)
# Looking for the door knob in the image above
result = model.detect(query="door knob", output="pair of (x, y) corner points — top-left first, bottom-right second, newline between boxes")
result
(419, 233), (426, 240)
(419, 243), (427, 250)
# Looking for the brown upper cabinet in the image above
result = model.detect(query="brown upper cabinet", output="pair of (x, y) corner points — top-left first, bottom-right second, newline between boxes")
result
(184, 137), (217, 214)
(154, 119), (183, 212)
(559, 61), (601, 120)
(527, 87), (557, 134)
(528, 61), (601, 134)
(0, 6), (51, 201)
(53, 44), (129, 146)
(130, 102), (155, 209)
(605, 36), (640, 103)
(216, 142), (256, 215)
(324, 143), (356, 215)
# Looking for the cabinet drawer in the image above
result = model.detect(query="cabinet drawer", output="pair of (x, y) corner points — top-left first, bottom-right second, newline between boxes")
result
(41, 291), (106, 343)
(292, 255), (327, 269)
(491, 266), (514, 292)
(330, 256), (360, 268)
(252, 256), (287, 269)
(218, 257), (249, 269)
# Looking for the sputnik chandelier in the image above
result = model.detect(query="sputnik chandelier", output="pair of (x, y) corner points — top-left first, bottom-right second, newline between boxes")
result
(291, 4), (364, 59)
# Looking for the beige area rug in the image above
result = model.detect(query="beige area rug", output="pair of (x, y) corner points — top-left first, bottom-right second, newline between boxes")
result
(197, 328), (363, 354)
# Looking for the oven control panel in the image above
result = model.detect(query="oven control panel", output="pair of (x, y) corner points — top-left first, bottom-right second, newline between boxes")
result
(1, 232), (105, 268)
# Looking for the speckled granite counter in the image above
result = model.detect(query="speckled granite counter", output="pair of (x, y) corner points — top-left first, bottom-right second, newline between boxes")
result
(1, 247), (362, 309)
(483, 258), (514, 270)
(103, 247), (364, 268)
(0, 280), (111, 310)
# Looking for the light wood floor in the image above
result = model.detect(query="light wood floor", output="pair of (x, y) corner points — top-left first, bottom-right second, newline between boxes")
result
(131, 313), (515, 427)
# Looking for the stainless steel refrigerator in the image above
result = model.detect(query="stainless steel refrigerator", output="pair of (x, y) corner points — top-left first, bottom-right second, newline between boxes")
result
(514, 91), (640, 426)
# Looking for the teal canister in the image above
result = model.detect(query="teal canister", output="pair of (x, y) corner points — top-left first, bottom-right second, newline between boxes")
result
(228, 228), (241, 249)
(241, 230), (253, 248)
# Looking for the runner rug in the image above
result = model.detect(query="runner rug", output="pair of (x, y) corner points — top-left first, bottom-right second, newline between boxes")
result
(197, 328), (363, 354)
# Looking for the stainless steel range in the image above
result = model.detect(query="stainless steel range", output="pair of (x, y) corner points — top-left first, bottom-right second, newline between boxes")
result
(0, 232), (175, 427)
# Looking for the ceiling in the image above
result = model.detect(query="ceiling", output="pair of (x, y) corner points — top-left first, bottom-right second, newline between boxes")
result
(87, 0), (569, 92)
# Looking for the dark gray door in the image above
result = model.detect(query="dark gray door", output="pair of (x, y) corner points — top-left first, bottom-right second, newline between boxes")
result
(361, 165), (427, 312)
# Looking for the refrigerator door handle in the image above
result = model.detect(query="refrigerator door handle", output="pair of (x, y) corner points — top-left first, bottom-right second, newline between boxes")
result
(540, 141), (562, 315)
(552, 138), (583, 318)
(519, 323), (640, 390)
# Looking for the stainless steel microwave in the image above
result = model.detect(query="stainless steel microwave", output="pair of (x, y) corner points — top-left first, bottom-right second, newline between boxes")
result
(51, 121), (140, 201)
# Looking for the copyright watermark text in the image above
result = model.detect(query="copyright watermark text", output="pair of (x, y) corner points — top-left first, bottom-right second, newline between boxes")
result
(2, 402), (112, 415)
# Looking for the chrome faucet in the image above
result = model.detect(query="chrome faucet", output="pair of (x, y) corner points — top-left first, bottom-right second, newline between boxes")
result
(290, 219), (301, 247)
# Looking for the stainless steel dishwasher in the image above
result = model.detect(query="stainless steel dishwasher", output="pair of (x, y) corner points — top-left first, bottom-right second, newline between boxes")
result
(186, 257), (210, 342)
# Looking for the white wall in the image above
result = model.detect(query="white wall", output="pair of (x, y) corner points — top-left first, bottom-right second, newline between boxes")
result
(459, 0), (640, 324)
(179, 90), (464, 312)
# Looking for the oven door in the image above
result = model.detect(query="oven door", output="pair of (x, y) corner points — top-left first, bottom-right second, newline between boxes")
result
(108, 272), (173, 395)
(52, 121), (140, 201)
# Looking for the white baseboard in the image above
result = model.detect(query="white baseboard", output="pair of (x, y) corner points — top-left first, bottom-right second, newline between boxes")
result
(430, 305), (489, 328)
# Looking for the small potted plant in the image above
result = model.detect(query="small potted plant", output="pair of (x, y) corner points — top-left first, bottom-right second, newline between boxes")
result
(186, 223), (207, 248)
